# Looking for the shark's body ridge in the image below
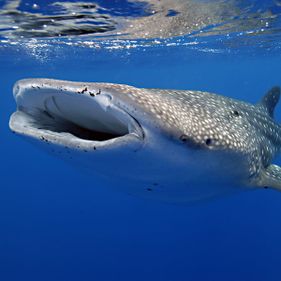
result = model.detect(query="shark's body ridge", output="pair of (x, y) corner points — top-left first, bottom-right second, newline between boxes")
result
(9, 79), (281, 202)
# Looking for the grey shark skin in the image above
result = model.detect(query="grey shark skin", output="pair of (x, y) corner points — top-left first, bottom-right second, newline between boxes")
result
(9, 79), (281, 202)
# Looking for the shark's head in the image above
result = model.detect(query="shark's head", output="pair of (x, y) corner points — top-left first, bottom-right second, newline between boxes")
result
(9, 79), (146, 153)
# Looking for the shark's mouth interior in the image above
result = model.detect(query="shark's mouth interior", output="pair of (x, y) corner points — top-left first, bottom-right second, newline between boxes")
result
(29, 103), (128, 141)
(11, 85), (136, 144)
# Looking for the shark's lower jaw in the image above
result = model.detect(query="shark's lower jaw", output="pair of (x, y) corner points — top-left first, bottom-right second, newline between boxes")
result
(9, 79), (143, 150)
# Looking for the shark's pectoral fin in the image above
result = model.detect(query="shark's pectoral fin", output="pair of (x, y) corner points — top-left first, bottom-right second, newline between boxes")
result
(256, 164), (281, 191)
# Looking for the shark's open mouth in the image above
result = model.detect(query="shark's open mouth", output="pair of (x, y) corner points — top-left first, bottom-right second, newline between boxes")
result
(9, 79), (143, 150)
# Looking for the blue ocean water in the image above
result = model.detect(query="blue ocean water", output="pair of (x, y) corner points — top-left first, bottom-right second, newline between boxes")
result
(1, 1), (281, 280)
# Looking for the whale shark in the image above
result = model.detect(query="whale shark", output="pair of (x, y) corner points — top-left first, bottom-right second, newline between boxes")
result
(9, 79), (281, 202)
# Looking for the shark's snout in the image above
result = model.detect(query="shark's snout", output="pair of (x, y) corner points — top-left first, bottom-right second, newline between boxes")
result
(9, 79), (143, 151)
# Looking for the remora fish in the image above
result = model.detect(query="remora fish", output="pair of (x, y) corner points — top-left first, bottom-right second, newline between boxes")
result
(9, 79), (281, 202)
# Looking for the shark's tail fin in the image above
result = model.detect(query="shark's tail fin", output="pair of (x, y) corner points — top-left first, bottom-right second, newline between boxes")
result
(258, 86), (280, 118)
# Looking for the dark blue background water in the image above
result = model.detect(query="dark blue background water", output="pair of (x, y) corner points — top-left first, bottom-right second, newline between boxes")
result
(1, 5), (281, 279)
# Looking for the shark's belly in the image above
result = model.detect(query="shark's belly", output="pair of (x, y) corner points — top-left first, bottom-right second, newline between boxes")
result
(39, 137), (250, 203)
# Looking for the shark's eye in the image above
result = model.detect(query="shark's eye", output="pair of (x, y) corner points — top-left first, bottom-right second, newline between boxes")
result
(205, 138), (212, 146)
(180, 134), (188, 142)
(233, 110), (240, 117)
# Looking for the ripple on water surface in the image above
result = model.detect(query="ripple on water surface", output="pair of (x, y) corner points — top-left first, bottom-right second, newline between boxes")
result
(0, 0), (281, 55)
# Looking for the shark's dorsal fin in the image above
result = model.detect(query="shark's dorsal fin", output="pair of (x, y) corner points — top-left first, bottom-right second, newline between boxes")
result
(257, 164), (281, 191)
(258, 86), (280, 118)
